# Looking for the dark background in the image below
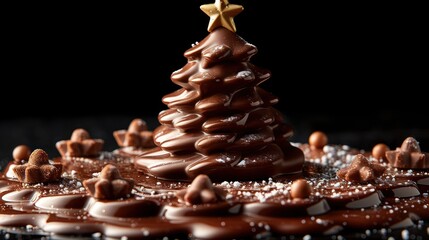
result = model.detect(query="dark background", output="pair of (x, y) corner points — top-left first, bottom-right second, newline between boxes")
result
(1, 1), (428, 163)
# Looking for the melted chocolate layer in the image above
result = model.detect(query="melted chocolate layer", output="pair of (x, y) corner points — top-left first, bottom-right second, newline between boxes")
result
(1, 145), (429, 239)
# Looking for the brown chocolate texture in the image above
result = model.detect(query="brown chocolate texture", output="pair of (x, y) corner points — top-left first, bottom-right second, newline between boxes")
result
(56, 128), (104, 158)
(386, 137), (429, 169)
(337, 154), (386, 183)
(2, 143), (429, 239)
(135, 28), (304, 181)
(13, 149), (62, 184)
(83, 164), (134, 200)
(12, 145), (31, 164)
(176, 174), (225, 205)
(113, 118), (155, 148)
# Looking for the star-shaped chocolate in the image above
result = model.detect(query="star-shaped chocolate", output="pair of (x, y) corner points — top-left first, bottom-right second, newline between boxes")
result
(113, 118), (155, 148)
(13, 149), (62, 184)
(176, 174), (225, 205)
(385, 137), (429, 169)
(200, 0), (243, 32)
(337, 154), (386, 184)
(56, 128), (104, 158)
(83, 164), (134, 200)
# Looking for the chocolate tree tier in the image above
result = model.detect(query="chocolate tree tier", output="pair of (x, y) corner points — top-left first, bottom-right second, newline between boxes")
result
(135, 28), (304, 181)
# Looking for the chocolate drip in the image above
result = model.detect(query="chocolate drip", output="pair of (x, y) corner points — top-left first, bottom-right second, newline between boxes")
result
(136, 28), (304, 181)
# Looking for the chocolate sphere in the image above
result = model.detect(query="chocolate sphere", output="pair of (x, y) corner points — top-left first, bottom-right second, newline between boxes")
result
(12, 145), (31, 162)
(290, 179), (312, 199)
(309, 131), (328, 149)
(372, 143), (390, 161)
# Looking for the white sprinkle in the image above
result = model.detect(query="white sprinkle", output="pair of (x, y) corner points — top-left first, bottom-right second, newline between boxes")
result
(26, 224), (33, 230)
(143, 230), (149, 236)
(303, 234), (311, 240)
(220, 181), (231, 188)
(264, 224), (270, 231)
(401, 229), (409, 239)
(237, 71), (253, 80)
(233, 181), (241, 188)
(92, 232), (102, 238)
(387, 237), (395, 240)
(323, 145), (333, 153)
(4, 233), (10, 239)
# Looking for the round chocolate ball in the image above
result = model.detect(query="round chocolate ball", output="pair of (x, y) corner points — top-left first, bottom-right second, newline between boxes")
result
(290, 179), (312, 199)
(309, 131), (328, 149)
(372, 143), (390, 161)
(12, 145), (31, 162)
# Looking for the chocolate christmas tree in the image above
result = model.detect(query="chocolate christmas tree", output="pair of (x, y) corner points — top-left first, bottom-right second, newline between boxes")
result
(135, 0), (304, 181)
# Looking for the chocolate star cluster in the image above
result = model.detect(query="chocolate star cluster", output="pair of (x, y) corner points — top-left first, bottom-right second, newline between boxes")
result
(176, 174), (225, 205)
(337, 154), (386, 184)
(13, 149), (62, 184)
(113, 118), (155, 148)
(386, 137), (429, 169)
(83, 164), (134, 200)
(56, 128), (104, 158)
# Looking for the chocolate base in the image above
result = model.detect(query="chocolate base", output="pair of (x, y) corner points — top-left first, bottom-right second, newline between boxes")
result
(1, 145), (429, 239)
(135, 143), (304, 181)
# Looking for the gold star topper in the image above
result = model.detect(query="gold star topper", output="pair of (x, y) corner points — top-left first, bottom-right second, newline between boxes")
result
(200, 0), (244, 32)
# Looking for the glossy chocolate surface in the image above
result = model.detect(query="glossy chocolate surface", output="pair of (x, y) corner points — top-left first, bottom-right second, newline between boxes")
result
(1, 144), (429, 239)
(135, 28), (304, 181)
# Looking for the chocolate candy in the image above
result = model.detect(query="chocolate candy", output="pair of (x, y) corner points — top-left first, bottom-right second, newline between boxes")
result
(337, 154), (386, 183)
(83, 164), (134, 200)
(176, 174), (225, 205)
(386, 137), (429, 169)
(56, 128), (104, 158)
(12, 145), (31, 163)
(290, 179), (312, 199)
(12, 149), (62, 184)
(372, 143), (390, 161)
(113, 118), (155, 148)
(308, 131), (328, 149)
